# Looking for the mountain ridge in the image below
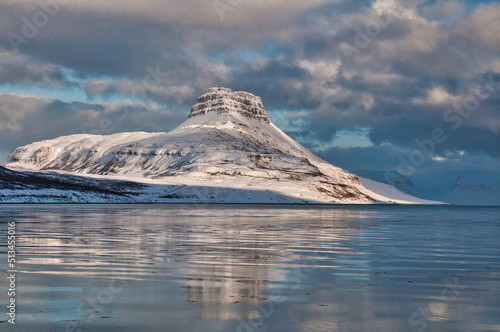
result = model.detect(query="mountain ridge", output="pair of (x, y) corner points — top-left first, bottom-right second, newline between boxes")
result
(3, 88), (442, 204)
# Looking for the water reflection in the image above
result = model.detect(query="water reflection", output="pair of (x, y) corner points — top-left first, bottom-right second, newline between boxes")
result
(0, 205), (499, 332)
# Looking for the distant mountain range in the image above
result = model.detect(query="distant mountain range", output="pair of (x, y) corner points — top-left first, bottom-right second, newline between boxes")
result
(444, 173), (500, 206)
(352, 170), (499, 206)
(1, 88), (440, 204)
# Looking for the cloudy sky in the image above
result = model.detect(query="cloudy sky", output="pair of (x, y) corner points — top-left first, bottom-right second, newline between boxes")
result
(0, 0), (499, 190)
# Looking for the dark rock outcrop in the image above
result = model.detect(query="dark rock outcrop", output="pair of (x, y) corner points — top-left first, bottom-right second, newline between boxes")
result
(189, 87), (270, 123)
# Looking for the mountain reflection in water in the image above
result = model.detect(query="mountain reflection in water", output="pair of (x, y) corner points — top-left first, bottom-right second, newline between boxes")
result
(1, 204), (499, 332)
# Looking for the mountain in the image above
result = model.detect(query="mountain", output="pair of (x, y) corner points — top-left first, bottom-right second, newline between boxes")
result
(355, 170), (500, 206)
(443, 173), (500, 206)
(352, 170), (417, 196)
(2, 87), (441, 204)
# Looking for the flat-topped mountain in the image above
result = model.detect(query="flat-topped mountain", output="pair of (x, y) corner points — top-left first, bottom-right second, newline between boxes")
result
(3, 88), (440, 204)
(189, 87), (270, 123)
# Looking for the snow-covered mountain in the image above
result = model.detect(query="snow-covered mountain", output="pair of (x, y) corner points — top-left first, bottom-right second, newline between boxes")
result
(354, 169), (500, 206)
(352, 170), (417, 196)
(3, 87), (441, 204)
(443, 173), (500, 206)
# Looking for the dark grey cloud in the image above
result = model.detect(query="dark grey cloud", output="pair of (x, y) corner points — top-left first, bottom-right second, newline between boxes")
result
(0, 9), (181, 77)
(0, 51), (70, 86)
(0, 93), (186, 161)
(315, 144), (408, 172)
(226, 59), (318, 110)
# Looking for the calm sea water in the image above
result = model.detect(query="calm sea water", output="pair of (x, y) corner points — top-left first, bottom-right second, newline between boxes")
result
(1, 204), (499, 332)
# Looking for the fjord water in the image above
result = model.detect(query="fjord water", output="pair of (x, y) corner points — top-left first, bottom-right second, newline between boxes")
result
(1, 205), (499, 332)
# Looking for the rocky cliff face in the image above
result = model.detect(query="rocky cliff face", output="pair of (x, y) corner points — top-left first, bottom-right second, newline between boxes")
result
(189, 87), (270, 123)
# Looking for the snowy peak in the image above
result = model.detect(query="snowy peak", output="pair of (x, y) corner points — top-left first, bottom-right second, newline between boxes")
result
(3, 87), (444, 204)
(188, 87), (270, 123)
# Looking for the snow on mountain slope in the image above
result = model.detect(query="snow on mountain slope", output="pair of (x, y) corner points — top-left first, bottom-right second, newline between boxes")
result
(354, 170), (499, 206)
(353, 170), (417, 196)
(0, 165), (145, 203)
(358, 177), (442, 205)
(4, 87), (440, 204)
(0, 165), (319, 203)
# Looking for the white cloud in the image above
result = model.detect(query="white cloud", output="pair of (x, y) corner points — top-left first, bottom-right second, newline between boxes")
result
(420, 0), (465, 24)
(432, 156), (446, 162)
(372, 0), (420, 21)
(412, 86), (461, 106)
(455, 3), (500, 50)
